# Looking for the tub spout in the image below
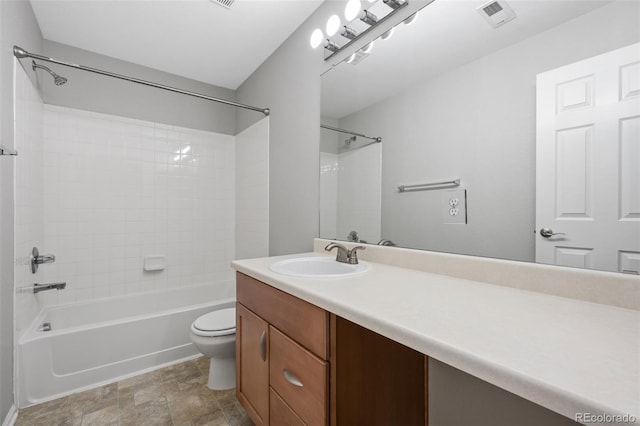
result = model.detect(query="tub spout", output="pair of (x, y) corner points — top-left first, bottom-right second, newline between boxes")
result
(33, 282), (66, 294)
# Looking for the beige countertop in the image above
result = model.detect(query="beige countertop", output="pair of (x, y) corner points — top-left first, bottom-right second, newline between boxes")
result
(232, 252), (640, 426)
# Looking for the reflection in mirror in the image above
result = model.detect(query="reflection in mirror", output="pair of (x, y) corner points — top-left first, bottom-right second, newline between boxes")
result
(320, 0), (640, 273)
(319, 124), (382, 244)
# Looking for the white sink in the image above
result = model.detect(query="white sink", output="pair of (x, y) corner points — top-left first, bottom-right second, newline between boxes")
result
(269, 257), (370, 278)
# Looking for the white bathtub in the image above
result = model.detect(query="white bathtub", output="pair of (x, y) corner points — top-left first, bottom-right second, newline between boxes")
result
(17, 283), (235, 407)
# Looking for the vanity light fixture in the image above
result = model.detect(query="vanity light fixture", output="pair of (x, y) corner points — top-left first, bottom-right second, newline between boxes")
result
(344, 0), (362, 21)
(383, 0), (405, 10)
(319, 0), (410, 58)
(341, 25), (359, 40)
(310, 28), (324, 48)
(360, 9), (378, 26)
(324, 39), (341, 53)
(326, 15), (341, 37)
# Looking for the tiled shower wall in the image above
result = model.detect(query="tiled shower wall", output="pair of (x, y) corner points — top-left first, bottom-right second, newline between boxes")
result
(40, 105), (236, 305)
(319, 146), (381, 244)
(14, 63), (44, 337)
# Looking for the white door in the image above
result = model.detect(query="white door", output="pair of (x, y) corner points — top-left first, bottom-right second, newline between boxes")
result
(536, 43), (640, 274)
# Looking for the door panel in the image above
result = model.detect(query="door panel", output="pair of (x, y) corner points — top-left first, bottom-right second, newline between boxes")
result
(536, 43), (640, 273)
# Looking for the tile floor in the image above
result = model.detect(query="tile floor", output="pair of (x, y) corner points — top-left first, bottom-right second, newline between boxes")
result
(15, 357), (254, 426)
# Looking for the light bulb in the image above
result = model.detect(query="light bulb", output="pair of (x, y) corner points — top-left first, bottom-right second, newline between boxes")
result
(344, 0), (361, 22)
(326, 15), (341, 37)
(403, 10), (419, 25)
(361, 41), (374, 54)
(310, 29), (324, 49)
(381, 27), (395, 40)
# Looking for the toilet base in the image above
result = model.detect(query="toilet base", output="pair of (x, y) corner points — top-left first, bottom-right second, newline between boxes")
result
(207, 356), (236, 390)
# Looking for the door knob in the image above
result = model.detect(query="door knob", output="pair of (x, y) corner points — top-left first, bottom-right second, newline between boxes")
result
(540, 228), (566, 238)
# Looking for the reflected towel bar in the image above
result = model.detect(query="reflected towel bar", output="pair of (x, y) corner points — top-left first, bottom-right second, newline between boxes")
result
(398, 179), (460, 192)
(0, 145), (18, 156)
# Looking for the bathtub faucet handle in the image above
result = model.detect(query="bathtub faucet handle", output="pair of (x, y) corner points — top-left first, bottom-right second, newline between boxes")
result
(31, 246), (56, 274)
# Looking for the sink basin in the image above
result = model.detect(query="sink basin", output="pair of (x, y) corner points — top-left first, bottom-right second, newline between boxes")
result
(269, 257), (370, 278)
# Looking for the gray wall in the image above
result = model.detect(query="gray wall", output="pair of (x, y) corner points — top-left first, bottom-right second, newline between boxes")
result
(236, 1), (333, 256)
(42, 40), (237, 135)
(429, 359), (579, 426)
(0, 1), (43, 420)
(339, 1), (640, 263)
(235, 1), (626, 423)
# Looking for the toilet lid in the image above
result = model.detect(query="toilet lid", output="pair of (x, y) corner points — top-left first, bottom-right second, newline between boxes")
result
(194, 308), (236, 333)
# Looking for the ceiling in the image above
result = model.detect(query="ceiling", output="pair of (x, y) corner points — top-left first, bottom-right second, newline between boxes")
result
(30, 0), (324, 90)
(321, 0), (614, 119)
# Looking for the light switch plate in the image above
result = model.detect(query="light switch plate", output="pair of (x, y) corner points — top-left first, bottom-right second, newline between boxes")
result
(443, 189), (467, 224)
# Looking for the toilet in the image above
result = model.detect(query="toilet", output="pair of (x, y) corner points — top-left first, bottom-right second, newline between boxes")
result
(190, 307), (236, 390)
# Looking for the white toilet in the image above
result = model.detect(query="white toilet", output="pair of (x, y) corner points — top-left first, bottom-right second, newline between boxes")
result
(190, 307), (236, 390)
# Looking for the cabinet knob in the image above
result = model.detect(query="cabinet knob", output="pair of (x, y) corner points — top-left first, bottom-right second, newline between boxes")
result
(283, 369), (304, 387)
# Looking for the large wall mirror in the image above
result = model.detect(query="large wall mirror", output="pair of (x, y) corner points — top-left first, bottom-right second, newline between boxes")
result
(319, 0), (640, 274)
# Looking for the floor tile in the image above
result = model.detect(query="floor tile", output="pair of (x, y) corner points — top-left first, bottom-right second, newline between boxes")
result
(15, 358), (253, 426)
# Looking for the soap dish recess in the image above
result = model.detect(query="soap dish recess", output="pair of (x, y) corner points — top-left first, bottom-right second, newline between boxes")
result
(144, 255), (167, 271)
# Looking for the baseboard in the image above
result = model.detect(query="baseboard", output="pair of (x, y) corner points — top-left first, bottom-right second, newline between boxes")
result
(1, 404), (17, 426)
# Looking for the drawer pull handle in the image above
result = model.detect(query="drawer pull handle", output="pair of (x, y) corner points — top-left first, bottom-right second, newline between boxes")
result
(259, 331), (267, 362)
(283, 369), (304, 387)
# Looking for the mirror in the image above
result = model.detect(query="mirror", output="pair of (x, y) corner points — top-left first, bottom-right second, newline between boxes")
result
(320, 0), (640, 274)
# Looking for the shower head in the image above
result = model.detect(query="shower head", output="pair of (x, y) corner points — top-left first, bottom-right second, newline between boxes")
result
(32, 61), (67, 86)
(344, 135), (357, 147)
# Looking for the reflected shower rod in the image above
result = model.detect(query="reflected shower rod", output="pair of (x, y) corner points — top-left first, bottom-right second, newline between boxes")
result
(13, 45), (270, 116)
(320, 124), (382, 142)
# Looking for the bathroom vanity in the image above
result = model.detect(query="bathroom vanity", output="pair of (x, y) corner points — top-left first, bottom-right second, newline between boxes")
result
(232, 240), (640, 426)
(236, 272), (426, 426)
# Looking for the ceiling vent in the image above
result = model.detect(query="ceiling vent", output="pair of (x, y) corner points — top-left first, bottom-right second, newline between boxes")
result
(477, 0), (516, 28)
(210, 0), (234, 9)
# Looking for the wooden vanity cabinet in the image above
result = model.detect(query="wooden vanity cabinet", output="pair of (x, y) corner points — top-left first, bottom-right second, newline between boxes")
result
(236, 272), (427, 426)
(236, 272), (329, 426)
(236, 303), (270, 426)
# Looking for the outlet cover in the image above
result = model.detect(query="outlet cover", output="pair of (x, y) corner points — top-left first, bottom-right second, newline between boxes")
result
(443, 189), (467, 224)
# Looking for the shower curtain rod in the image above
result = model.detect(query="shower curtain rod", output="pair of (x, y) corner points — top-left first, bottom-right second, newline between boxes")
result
(320, 124), (381, 143)
(13, 46), (270, 116)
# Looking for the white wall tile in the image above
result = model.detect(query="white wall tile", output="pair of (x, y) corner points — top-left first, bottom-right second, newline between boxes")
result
(41, 105), (237, 304)
(14, 66), (45, 338)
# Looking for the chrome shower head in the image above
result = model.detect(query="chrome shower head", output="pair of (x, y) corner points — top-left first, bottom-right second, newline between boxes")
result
(32, 61), (67, 86)
(344, 135), (357, 147)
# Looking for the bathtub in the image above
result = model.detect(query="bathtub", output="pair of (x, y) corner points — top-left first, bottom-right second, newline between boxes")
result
(17, 282), (235, 407)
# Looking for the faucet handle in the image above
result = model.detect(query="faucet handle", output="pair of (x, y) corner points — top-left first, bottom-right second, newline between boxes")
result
(325, 242), (350, 263)
(347, 246), (366, 264)
(31, 246), (56, 274)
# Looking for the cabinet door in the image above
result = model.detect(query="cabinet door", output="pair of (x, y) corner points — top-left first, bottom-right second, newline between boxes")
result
(237, 303), (269, 426)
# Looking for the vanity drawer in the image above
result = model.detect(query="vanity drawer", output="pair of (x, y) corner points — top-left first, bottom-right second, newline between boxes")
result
(270, 388), (306, 426)
(236, 272), (329, 359)
(269, 326), (328, 426)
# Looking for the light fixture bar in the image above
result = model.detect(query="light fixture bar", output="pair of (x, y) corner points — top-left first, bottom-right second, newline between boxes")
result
(324, 1), (409, 61)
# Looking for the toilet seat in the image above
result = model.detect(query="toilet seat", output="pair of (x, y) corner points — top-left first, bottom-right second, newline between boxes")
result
(191, 308), (236, 337)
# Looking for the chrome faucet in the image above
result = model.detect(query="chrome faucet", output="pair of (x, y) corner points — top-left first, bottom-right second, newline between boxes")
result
(325, 242), (366, 265)
(377, 239), (396, 246)
(33, 282), (66, 294)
